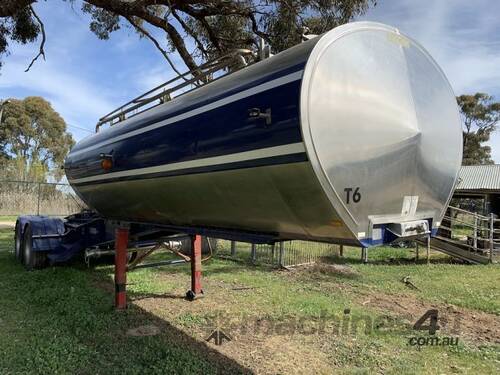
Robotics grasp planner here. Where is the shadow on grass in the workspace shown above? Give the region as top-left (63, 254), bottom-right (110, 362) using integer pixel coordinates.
top-left (0, 247), bottom-right (253, 374)
top-left (129, 292), bottom-right (187, 302)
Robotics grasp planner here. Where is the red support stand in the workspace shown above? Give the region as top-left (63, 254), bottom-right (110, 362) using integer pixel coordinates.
top-left (114, 226), bottom-right (129, 310)
top-left (186, 234), bottom-right (203, 301)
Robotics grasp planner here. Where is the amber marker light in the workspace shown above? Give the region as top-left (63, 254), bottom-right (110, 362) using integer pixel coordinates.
top-left (99, 154), bottom-right (113, 171)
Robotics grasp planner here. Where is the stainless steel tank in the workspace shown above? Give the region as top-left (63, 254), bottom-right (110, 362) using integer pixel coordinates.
top-left (65, 22), bottom-right (462, 246)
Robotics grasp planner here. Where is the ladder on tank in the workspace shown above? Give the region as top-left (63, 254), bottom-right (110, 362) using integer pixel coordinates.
top-left (421, 206), bottom-right (499, 264)
top-left (95, 49), bottom-right (255, 132)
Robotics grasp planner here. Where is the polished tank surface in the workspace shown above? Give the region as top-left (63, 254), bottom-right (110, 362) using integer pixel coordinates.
top-left (66, 22), bottom-right (462, 246)
top-left (300, 22), bottom-right (462, 243)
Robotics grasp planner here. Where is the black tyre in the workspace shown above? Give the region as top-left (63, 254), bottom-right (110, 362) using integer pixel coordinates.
top-left (22, 225), bottom-right (47, 271)
top-left (14, 221), bottom-right (23, 262)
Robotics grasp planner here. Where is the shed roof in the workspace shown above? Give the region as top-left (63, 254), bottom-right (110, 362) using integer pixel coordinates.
top-left (456, 164), bottom-right (500, 191)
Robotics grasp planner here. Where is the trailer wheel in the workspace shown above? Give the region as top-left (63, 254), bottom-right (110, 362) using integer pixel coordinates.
top-left (14, 221), bottom-right (23, 262)
top-left (22, 225), bottom-right (47, 271)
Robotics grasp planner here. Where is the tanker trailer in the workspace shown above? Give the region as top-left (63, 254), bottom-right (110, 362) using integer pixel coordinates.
top-left (15, 21), bottom-right (462, 276)
top-left (63, 22), bottom-right (462, 247)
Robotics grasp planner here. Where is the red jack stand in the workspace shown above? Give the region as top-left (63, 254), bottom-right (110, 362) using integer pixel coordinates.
top-left (114, 226), bottom-right (129, 310)
top-left (186, 234), bottom-right (203, 301)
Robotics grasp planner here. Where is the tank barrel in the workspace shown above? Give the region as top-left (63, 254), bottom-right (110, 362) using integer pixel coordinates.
top-left (66, 22), bottom-right (462, 247)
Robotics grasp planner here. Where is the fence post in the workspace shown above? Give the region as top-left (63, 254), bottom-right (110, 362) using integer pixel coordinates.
top-left (251, 243), bottom-right (256, 263)
top-left (36, 182), bottom-right (41, 215)
top-left (473, 215), bottom-right (478, 252)
top-left (489, 214), bottom-right (494, 263)
top-left (278, 241), bottom-right (284, 267)
top-left (426, 234), bottom-right (431, 264)
top-left (230, 241), bottom-right (236, 256)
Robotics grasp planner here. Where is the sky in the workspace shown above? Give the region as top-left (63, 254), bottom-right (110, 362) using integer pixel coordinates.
top-left (1, 1), bottom-right (500, 159)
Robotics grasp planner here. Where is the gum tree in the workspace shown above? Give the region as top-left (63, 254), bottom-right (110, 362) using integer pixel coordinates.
top-left (0, 0), bottom-right (376, 73)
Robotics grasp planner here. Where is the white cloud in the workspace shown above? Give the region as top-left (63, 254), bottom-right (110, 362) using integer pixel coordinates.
top-left (0, 54), bottom-right (117, 141)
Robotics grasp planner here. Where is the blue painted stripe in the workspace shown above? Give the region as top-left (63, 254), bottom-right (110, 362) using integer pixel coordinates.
top-left (72, 152), bottom-right (308, 186)
top-left (66, 78), bottom-right (303, 180)
top-left (71, 64), bottom-right (306, 154)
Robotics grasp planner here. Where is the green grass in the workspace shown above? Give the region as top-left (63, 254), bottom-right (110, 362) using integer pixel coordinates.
top-left (330, 246), bottom-right (500, 314)
top-left (0, 228), bottom-right (498, 374)
top-left (0, 228), bottom-right (247, 374)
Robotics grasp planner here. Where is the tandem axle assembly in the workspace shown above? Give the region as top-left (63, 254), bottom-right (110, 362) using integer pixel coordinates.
top-left (14, 212), bottom-right (209, 308)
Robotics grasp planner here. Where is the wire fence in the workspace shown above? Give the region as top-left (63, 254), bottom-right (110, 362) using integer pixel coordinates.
top-left (215, 239), bottom-right (340, 267)
top-left (0, 180), bottom-right (86, 217)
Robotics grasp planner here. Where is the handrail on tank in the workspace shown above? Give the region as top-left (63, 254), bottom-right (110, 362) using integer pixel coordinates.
top-left (95, 49), bottom-right (255, 132)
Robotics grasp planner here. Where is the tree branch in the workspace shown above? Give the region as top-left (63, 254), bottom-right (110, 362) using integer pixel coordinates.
top-left (171, 8), bottom-right (208, 57)
top-left (123, 15), bottom-right (185, 78)
top-left (24, 5), bottom-right (46, 72)
top-left (85, 0), bottom-right (200, 72)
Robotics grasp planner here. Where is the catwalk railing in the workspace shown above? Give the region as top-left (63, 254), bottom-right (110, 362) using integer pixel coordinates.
top-left (95, 49), bottom-right (255, 132)
top-left (435, 205), bottom-right (499, 263)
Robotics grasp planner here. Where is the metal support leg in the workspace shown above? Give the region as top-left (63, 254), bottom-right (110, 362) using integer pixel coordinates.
top-left (415, 242), bottom-right (419, 262)
top-left (339, 245), bottom-right (344, 257)
top-left (114, 227), bottom-right (129, 310)
top-left (251, 243), bottom-right (256, 263)
top-left (186, 235), bottom-right (203, 301)
top-left (361, 247), bottom-right (368, 263)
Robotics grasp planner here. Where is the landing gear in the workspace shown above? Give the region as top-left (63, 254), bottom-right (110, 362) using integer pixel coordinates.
top-left (185, 235), bottom-right (203, 301)
top-left (114, 227), bottom-right (129, 310)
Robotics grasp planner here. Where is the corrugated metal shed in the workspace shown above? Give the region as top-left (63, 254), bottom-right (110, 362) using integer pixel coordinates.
top-left (456, 165), bottom-right (500, 191)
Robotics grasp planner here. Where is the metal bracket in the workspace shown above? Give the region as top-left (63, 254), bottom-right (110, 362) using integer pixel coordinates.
top-left (248, 107), bottom-right (272, 126)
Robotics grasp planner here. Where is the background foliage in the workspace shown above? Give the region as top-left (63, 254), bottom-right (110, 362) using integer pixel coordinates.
top-left (0, 96), bottom-right (74, 181)
top-left (457, 93), bottom-right (500, 165)
top-left (0, 0), bottom-right (376, 72)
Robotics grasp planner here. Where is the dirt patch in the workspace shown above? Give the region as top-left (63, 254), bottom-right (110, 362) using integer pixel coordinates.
top-left (91, 265), bottom-right (498, 373)
top-left (102, 276), bottom-right (337, 374)
top-left (126, 324), bottom-right (161, 337)
top-left (213, 334), bottom-right (333, 375)
top-left (358, 291), bottom-right (500, 344)
top-left (0, 221), bottom-right (15, 229)
top-left (285, 263), bottom-right (359, 280)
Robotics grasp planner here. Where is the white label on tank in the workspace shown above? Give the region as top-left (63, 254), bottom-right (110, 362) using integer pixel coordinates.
top-left (402, 196), bottom-right (419, 216)
top-left (357, 232), bottom-right (366, 238)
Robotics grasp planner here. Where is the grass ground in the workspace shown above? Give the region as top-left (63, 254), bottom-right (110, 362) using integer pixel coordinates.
top-left (0, 227), bottom-right (498, 374)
